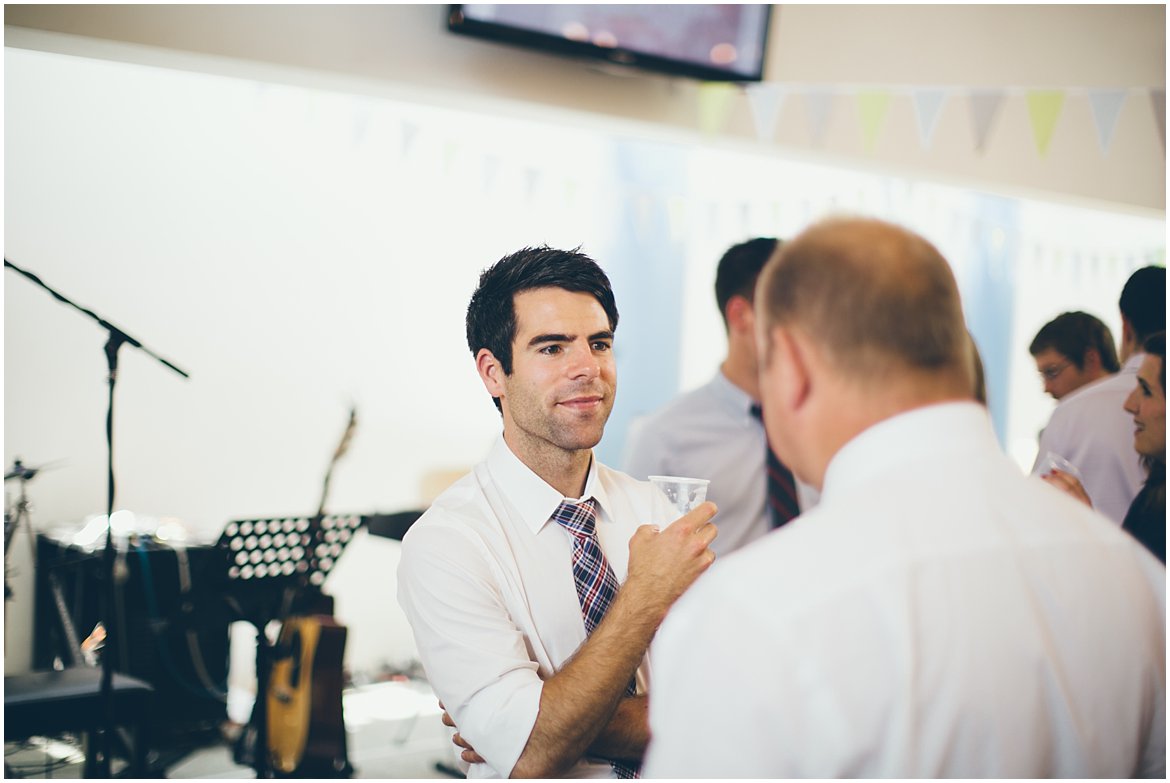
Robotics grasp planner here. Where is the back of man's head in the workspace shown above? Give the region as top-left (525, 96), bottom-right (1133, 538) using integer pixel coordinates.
top-left (1029, 311), bottom-right (1121, 372)
top-left (1119, 265), bottom-right (1166, 345)
top-left (715, 237), bottom-right (778, 329)
top-left (758, 217), bottom-right (971, 388)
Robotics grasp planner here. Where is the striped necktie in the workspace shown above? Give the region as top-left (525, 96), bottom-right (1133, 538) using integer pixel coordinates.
top-left (750, 404), bottom-right (800, 528)
top-left (551, 498), bottom-right (640, 778)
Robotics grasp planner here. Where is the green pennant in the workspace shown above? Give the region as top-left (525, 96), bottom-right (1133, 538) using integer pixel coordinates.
top-left (857, 91), bottom-right (892, 151)
top-left (698, 82), bottom-right (737, 136)
top-left (1026, 90), bottom-right (1066, 156)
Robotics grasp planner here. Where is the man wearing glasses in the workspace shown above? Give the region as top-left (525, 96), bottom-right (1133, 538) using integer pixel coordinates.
top-left (1031, 267), bottom-right (1166, 524)
top-left (1029, 311), bottom-right (1119, 401)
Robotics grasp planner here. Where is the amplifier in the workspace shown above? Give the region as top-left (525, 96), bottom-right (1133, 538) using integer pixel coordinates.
top-left (33, 534), bottom-right (230, 747)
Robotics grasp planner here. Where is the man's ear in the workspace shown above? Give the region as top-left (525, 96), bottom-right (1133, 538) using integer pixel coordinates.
top-left (726, 295), bottom-right (754, 337)
top-left (476, 349), bottom-right (506, 399)
top-left (1083, 348), bottom-right (1101, 373)
top-left (765, 325), bottom-right (813, 413)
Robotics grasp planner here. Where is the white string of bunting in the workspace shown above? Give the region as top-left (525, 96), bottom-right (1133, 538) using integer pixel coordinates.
top-left (694, 83), bottom-right (1168, 157)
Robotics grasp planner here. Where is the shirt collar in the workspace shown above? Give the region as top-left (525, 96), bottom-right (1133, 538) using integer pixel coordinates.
top-left (712, 369), bottom-right (759, 421)
top-left (1122, 352), bottom-right (1145, 374)
top-left (486, 436), bottom-right (612, 534)
top-left (822, 401), bottom-right (996, 502)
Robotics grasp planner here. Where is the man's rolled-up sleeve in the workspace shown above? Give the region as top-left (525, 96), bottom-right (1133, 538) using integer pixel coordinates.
top-left (398, 523), bottom-right (543, 778)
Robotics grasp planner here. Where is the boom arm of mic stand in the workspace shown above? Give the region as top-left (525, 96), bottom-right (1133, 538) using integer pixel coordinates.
top-left (6, 256), bottom-right (191, 776)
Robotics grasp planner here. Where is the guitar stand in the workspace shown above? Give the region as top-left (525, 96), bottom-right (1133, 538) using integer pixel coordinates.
top-left (215, 514), bottom-right (361, 778)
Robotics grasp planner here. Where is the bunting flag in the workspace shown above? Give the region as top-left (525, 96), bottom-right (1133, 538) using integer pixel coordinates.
top-left (482, 154), bottom-right (501, 192)
top-left (1026, 90), bottom-right (1065, 156)
top-left (912, 90), bottom-right (948, 150)
top-left (350, 101), bottom-right (371, 147)
top-left (697, 82), bottom-right (737, 136)
top-left (523, 167), bottom-right (540, 202)
top-left (745, 83), bottom-right (786, 142)
top-left (1150, 89), bottom-right (1165, 151)
top-left (804, 90), bottom-right (834, 146)
top-left (442, 139), bottom-right (459, 175)
top-left (1087, 90), bottom-right (1127, 154)
top-left (666, 196), bottom-right (687, 242)
top-left (968, 90), bottom-right (1006, 153)
top-left (857, 90), bottom-right (892, 151)
top-left (400, 120), bottom-right (419, 158)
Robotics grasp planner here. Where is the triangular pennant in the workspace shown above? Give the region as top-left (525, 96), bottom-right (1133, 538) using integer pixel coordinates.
top-left (856, 90), bottom-right (892, 152)
top-left (1087, 90), bottom-right (1128, 154)
top-left (666, 197), bottom-right (687, 243)
top-left (1026, 90), bottom-right (1065, 156)
top-left (523, 167), bottom-right (540, 202)
top-left (968, 90), bottom-right (1006, 153)
top-left (804, 90), bottom-right (834, 146)
top-left (911, 90), bottom-right (947, 149)
top-left (635, 193), bottom-right (654, 233)
top-left (697, 82), bottom-right (737, 136)
top-left (745, 83), bottom-right (786, 142)
top-left (1150, 89), bottom-right (1165, 151)
top-left (351, 101), bottom-right (371, 147)
top-left (442, 139), bottom-right (459, 174)
top-left (482, 154), bottom-right (501, 192)
top-left (400, 120), bottom-right (419, 158)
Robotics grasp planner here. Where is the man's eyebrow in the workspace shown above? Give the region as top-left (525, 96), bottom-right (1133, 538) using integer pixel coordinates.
top-left (526, 330), bottom-right (614, 348)
top-left (527, 333), bottom-right (572, 348)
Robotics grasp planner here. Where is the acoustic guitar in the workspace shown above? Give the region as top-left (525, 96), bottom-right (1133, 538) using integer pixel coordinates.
top-left (267, 614), bottom-right (349, 775)
top-left (265, 407), bottom-right (356, 776)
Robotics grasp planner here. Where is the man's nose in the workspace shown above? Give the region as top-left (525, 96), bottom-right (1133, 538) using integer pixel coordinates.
top-left (567, 345), bottom-right (600, 379)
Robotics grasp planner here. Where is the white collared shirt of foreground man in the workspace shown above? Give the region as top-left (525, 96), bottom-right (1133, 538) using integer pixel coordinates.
top-left (645, 402), bottom-right (1165, 778)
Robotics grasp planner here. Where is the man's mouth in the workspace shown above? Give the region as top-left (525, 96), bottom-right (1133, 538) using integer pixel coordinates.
top-left (559, 395), bottom-right (603, 410)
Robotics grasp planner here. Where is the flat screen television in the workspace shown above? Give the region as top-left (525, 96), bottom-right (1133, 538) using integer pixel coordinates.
top-left (447, 4), bottom-right (772, 83)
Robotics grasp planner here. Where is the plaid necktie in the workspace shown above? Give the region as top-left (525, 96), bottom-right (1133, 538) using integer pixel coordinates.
top-left (551, 498), bottom-right (640, 778)
top-left (750, 404), bottom-right (800, 528)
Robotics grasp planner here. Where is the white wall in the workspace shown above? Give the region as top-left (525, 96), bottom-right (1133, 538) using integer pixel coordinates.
top-left (4, 4), bottom-right (1165, 210)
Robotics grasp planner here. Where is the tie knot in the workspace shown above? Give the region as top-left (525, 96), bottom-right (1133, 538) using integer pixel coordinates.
top-left (552, 498), bottom-right (598, 539)
top-left (749, 403), bottom-right (763, 421)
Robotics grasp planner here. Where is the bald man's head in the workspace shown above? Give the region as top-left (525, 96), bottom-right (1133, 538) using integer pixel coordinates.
top-left (757, 217), bottom-right (972, 389)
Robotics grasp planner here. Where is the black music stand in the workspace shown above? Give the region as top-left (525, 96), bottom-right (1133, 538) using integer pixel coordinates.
top-left (215, 514), bottom-right (361, 778)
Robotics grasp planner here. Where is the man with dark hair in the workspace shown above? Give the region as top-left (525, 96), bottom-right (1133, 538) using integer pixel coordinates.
top-left (398, 246), bottom-right (718, 778)
top-left (1031, 267), bottom-right (1166, 524)
top-left (1028, 311), bottom-right (1119, 401)
top-left (645, 218), bottom-right (1165, 778)
top-left (623, 237), bottom-right (810, 556)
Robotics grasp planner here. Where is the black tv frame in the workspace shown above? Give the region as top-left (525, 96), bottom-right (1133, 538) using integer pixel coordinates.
top-left (447, 4), bottom-right (772, 83)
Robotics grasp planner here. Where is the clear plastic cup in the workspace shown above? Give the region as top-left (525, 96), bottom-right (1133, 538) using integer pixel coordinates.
top-left (648, 475), bottom-right (710, 525)
top-left (1038, 451), bottom-right (1085, 484)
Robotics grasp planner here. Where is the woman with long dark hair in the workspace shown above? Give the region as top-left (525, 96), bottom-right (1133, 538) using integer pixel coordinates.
top-left (1120, 331), bottom-right (1166, 561)
top-left (1045, 331), bottom-right (1165, 562)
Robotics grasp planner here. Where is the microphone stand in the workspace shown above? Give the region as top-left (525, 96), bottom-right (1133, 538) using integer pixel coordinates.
top-left (5, 258), bottom-right (189, 777)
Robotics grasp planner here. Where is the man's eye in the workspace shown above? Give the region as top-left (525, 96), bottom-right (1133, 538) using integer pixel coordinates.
top-left (592, 342), bottom-right (612, 352)
top-left (539, 345), bottom-right (562, 355)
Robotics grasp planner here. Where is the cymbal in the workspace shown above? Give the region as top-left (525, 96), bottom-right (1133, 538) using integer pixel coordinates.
top-left (4, 459), bottom-right (60, 482)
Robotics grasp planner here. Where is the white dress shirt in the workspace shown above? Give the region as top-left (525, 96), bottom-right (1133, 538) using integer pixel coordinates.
top-left (398, 437), bottom-right (660, 779)
top-left (623, 370), bottom-right (817, 556)
top-left (1031, 353), bottom-right (1146, 524)
top-left (645, 402), bottom-right (1166, 778)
